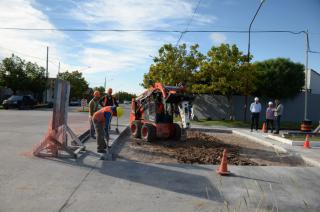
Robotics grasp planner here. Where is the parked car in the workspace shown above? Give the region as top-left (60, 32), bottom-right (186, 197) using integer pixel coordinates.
top-left (2, 95), bottom-right (36, 110)
top-left (69, 100), bottom-right (81, 106)
top-left (123, 100), bottom-right (131, 104)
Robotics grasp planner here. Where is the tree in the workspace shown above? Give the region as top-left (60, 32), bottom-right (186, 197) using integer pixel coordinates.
top-left (254, 58), bottom-right (304, 99)
top-left (93, 86), bottom-right (105, 95)
top-left (192, 44), bottom-right (251, 119)
top-left (114, 91), bottom-right (137, 103)
top-left (142, 43), bottom-right (205, 88)
top-left (0, 55), bottom-right (47, 98)
top-left (0, 55), bottom-right (28, 94)
top-left (25, 61), bottom-right (46, 101)
top-left (57, 71), bottom-right (89, 100)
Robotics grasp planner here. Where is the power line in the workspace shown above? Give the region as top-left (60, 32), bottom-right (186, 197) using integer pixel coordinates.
top-left (0, 45), bottom-right (60, 68)
top-left (309, 50), bottom-right (320, 54)
top-left (176, 0), bottom-right (203, 46)
top-left (0, 27), bottom-right (311, 35)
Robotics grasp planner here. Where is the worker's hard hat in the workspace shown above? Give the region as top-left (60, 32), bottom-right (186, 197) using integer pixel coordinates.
top-left (254, 97), bottom-right (259, 101)
top-left (116, 106), bottom-right (124, 118)
top-left (268, 101), bottom-right (273, 105)
top-left (93, 91), bottom-right (101, 97)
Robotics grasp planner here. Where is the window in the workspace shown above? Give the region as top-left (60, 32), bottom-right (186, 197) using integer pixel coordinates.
top-left (8, 96), bottom-right (23, 101)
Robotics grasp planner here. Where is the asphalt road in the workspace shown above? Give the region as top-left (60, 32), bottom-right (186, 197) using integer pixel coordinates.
top-left (1, 105), bottom-right (320, 211)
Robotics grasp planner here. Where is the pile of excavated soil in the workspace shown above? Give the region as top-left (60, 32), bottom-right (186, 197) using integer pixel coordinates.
top-left (114, 131), bottom-right (307, 166)
top-left (172, 132), bottom-right (257, 165)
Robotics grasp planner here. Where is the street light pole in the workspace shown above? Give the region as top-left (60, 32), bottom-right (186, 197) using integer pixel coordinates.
top-left (45, 46), bottom-right (49, 103)
top-left (247, 0), bottom-right (266, 61)
top-left (244, 0), bottom-right (266, 121)
top-left (304, 30), bottom-right (309, 120)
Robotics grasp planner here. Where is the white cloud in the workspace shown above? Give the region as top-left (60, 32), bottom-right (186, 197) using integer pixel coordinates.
top-left (72, 0), bottom-right (216, 28)
top-left (210, 32), bottom-right (227, 45)
top-left (0, 0), bottom-right (218, 92)
top-left (0, 0), bottom-right (66, 77)
top-left (71, 0), bottom-right (216, 74)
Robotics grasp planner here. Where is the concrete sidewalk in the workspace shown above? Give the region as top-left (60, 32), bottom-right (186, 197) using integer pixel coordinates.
top-left (1, 112), bottom-right (320, 211)
top-left (0, 108), bottom-right (129, 212)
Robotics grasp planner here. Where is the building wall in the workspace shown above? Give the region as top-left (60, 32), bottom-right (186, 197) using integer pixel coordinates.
top-left (308, 69), bottom-right (320, 94)
top-left (193, 93), bottom-right (320, 123)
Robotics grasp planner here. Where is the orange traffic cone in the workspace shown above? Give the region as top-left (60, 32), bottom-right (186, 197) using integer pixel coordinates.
top-left (262, 122), bottom-right (267, 133)
top-left (303, 134), bottom-right (311, 149)
top-left (217, 149), bottom-right (230, 176)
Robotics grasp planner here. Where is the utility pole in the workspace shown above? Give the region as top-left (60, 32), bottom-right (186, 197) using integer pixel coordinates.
top-left (244, 0), bottom-right (266, 121)
top-left (58, 61), bottom-right (60, 76)
top-left (304, 30), bottom-right (309, 120)
top-left (44, 46), bottom-right (49, 103)
top-left (46, 46), bottom-right (49, 78)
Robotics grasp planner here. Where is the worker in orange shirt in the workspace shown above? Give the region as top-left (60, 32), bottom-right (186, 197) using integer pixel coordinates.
top-left (92, 106), bottom-right (116, 153)
top-left (92, 106), bottom-right (123, 153)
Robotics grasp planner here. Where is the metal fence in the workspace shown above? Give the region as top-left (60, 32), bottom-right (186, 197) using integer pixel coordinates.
top-left (192, 92), bottom-right (320, 123)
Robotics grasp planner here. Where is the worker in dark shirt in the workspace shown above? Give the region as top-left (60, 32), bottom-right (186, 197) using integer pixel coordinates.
top-left (99, 88), bottom-right (118, 107)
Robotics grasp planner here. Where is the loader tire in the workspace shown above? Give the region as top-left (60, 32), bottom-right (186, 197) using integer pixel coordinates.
top-left (141, 124), bottom-right (156, 142)
top-left (131, 121), bottom-right (141, 138)
top-left (173, 123), bottom-right (182, 141)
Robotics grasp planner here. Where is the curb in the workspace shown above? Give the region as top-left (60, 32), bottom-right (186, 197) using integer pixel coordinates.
top-left (100, 126), bottom-right (129, 161)
top-left (268, 134), bottom-right (320, 147)
top-left (300, 155), bottom-right (320, 167)
top-left (79, 129), bottom-right (90, 143)
top-left (190, 127), bottom-right (232, 133)
top-left (110, 126), bottom-right (130, 151)
top-left (267, 134), bottom-right (293, 145)
top-left (232, 130), bottom-right (288, 153)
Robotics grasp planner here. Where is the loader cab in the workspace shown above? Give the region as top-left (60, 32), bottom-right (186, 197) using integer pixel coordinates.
top-left (142, 91), bottom-right (173, 124)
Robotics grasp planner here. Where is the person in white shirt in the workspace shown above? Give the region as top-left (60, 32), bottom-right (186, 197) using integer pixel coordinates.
top-left (250, 97), bottom-right (262, 132)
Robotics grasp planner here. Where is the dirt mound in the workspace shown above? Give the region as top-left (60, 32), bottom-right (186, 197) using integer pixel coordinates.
top-left (131, 132), bottom-right (257, 165)
top-left (115, 131), bottom-right (307, 166)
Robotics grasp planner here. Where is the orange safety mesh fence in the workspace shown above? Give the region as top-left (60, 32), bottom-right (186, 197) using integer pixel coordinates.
top-left (33, 80), bottom-right (70, 157)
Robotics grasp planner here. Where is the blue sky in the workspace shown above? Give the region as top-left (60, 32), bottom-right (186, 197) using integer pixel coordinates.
top-left (0, 0), bottom-right (319, 94)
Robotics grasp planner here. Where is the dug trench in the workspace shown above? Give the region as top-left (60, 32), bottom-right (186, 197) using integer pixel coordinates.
top-left (112, 130), bottom-right (308, 166)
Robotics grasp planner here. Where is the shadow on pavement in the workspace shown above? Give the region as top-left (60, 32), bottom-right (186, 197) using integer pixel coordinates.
top-left (99, 159), bottom-right (224, 202)
top-left (230, 173), bottom-right (280, 184)
top-left (42, 150), bottom-right (224, 202)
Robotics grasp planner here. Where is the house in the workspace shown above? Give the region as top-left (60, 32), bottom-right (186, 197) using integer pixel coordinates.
top-left (307, 69), bottom-right (320, 94)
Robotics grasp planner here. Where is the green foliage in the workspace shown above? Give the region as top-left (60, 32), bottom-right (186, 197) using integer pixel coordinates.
top-left (25, 61), bottom-right (46, 98)
top-left (142, 43), bottom-right (205, 88)
top-left (254, 58), bottom-right (304, 99)
top-left (114, 91), bottom-right (137, 103)
top-left (0, 55), bottom-right (28, 93)
top-left (93, 86), bottom-right (105, 95)
top-left (192, 44), bottom-right (252, 97)
top-left (57, 71), bottom-right (89, 99)
top-left (0, 55), bottom-right (46, 98)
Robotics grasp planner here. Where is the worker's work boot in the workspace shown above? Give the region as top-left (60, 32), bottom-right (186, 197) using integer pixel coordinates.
top-left (97, 149), bottom-right (106, 153)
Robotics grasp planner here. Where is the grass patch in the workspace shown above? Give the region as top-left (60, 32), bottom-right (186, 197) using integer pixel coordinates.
top-left (191, 120), bottom-right (250, 128)
top-left (192, 119), bottom-right (315, 130)
top-left (0, 105), bottom-right (3, 110)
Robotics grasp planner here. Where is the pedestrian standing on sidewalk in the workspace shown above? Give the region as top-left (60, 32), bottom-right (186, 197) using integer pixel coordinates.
top-left (250, 97), bottom-right (262, 132)
top-left (273, 99), bottom-right (284, 134)
top-left (88, 91), bottom-right (101, 139)
top-left (265, 101), bottom-right (275, 133)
